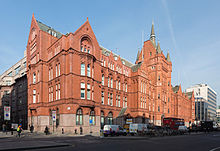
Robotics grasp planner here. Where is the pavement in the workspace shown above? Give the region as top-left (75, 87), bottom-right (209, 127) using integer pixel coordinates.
top-left (0, 130), bottom-right (86, 138)
top-left (0, 131), bottom-right (219, 151)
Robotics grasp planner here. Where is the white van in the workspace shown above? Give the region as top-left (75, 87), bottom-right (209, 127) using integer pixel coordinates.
top-left (103, 125), bottom-right (121, 137)
top-left (129, 124), bottom-right (149, 135)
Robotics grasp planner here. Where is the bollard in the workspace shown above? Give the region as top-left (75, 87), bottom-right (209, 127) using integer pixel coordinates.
top-left (62, 128), bottom-right (64, 134)
top-left (100, 129), bottom-right (104, 138)
top-left (80, 127), bottom-right (82, 135)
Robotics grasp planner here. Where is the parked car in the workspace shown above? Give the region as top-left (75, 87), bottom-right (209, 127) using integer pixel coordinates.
top-left (129, 124), bottom-right (149, 136)
top-left (178, 126), bottom-right (188, 134)
top-left (103, 125), bottom-right (126, 137)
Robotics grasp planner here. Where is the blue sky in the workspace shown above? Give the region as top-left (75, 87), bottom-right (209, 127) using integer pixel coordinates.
top-left (0, 0), bottom-right (219, 105)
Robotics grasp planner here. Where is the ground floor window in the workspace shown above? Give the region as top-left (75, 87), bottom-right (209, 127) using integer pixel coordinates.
top-left (89, 110), bottom-right (95, 125)
top-left (108, 112), bottom-right (113, 125)
top-left (49, 110), bottom-right (52, 125)
top-left (76, 108), bottom-right (83, 125)
top-left (101, 111), bottom-right (104, 128)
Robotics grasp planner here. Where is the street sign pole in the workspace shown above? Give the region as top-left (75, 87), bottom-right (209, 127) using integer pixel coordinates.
top-left (52, 111), bottom-right (56, 133)
top-left (89, 119), bottom-right (93, 135)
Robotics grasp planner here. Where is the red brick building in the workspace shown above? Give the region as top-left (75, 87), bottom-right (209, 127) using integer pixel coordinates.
top-left (26, 14), bottom-right (195, 135)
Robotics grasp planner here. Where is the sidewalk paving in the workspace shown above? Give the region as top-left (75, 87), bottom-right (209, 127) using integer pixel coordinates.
top-left (0, 130), bottom-right (87, 138)
top-left (0, 140), bottom-right (70, 151)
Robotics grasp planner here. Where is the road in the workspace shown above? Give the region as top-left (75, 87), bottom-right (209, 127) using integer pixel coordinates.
top-left (1, 132), bottom-right (220, 151)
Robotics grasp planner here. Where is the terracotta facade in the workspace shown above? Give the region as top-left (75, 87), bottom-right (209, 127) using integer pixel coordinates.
top-left (26, 14), bottom-right (195, 135)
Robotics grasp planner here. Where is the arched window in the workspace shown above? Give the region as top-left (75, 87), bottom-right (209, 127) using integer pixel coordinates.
top-left (87, 83), bottom-right (91, 100)
top-left (49, 109), bottom-right (52, 125)
top-left (89, 110), bottom-right (95, 125)
top-left (81, 37), bottom-right (93, 54)
top-left (80, 83), bottom-right (85, 99)
top-left (33, 73), bottom-right (36, 84)
top-left (81, 63), bottom-right (85, 76)
top-left (118, 81), bottom-right (120, 90)
top-left (76, 108), bottom-right (83, 125)
top-left (87, 64), bottom-right (90, 77)
top-left (102, 75), bottom-right (104, 85)
top-left (108, 112), bottom-right (113, 125)
top-left (111, 78), bottom-right (113, 88)
top-left (100, 111), bottom-right (105, 128)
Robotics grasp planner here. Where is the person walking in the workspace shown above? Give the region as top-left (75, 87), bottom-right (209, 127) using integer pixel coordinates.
top-left (30, 125), bottom-right (34, 133)
top-left (44, 126), bottom-right (49, 135)
top-left (2, 124), bottom-right (6, 132)
top-left (17, 125), bottom-right (23, 138)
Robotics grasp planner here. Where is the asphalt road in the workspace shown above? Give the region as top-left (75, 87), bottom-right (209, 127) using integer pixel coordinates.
top-left (1, 132), bottom-right (220, 151)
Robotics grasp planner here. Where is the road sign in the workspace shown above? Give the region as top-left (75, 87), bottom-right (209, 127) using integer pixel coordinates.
top-left (4, 106), bottom-right (10, 120)
top-left (52, 111), bottom-right (56, 122)
top-left (89, 119), bottom-right (93, 124)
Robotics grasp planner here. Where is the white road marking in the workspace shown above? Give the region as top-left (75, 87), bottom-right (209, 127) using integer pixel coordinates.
top-left (209, 146), bottom-right (220, 151)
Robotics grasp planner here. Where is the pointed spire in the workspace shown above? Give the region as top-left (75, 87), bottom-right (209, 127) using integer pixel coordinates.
top-left (150, 20), bottom-right (156, 47)
top-left (166, 51), bottom-right (171, 62)
top-left (32, 12), bottom-right (35, 18)
top-left (151, 20), bottom-right (155, 36)
top-left (136, 49), bottom-right (140, 61)
top-left (157, 41), bottom-right (162, 54)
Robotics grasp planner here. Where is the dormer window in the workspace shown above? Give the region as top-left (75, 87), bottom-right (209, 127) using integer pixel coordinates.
top-left (122, 60), bottom-right (125, 65)
top-left (48, 29), bottom-right (51, 34)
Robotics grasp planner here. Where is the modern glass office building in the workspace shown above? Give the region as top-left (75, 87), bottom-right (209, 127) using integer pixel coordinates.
top-left (186, 84), bottom-right (217, 121)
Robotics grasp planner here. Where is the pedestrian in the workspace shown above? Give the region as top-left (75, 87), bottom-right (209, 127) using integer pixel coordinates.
top-left (44, 126), bottom-right (49, 135)
top-left (17, 125), bottom-right (23, 138)
top-left (30, 125), bottom-right (34, 133)
top-left (2, 124), bottom-right (6, 132)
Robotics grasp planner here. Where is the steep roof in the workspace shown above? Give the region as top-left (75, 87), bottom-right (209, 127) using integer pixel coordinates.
top-left (131, 62), bottom-right (142, 72)
top-left (172, 85), bottom-right (179, 93)
top-left (100, 46), bottom-right (134, 68)
top-left (36, 20), bottom-right (63, 39)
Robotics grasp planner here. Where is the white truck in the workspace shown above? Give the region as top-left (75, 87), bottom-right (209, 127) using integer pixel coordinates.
top-left (103, 125), bottom-right (126, 137)
top-left (129, 123), bottom-right (149, 135)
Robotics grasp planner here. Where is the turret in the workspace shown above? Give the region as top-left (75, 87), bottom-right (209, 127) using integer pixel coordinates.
top-left (166, 51), bottom-right (171, 62)
top-left (150, 21), bottom-right (156, 47)
top-left (156, 41), bottom-right (162, 54)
